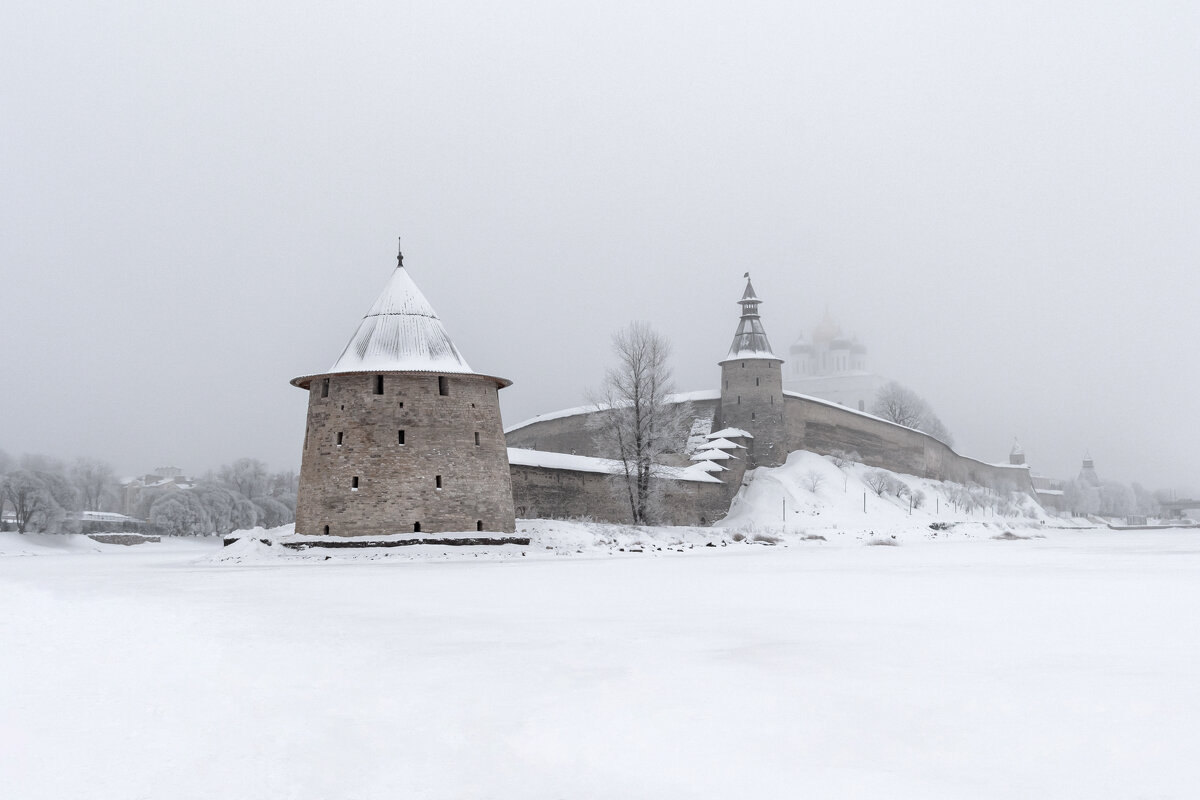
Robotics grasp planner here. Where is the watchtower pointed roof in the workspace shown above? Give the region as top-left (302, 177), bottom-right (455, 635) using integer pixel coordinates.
top-left (326, 244), bottom-right (473, 375)
top-left (722, 272), bottom-right (782, 363)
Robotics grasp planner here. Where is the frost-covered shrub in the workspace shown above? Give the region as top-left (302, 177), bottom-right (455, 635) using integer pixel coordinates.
top-left (752, 532), bottom-right (781, 544)
top-left (827, 450), bottom-right (861, 469)
top-left (149, 492), bottom-right (212, 536)
top-left (863, 471), bottom-right (890, 496)
top-left (910, 490), bottom-right (926, 509)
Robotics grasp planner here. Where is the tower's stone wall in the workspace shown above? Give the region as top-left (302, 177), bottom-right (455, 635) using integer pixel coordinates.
top-left (295, 371), bottom-right (515, 536)
top-left (715, 358), bottom-right (787, 468)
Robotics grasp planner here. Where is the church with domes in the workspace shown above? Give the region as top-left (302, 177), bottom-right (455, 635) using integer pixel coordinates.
top-left (783, 310), bottom-right (886, 413)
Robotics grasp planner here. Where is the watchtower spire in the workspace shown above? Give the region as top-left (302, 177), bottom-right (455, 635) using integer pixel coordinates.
top-left (396, 236), bottom-right (404, 269)
top-left (723, 273), bottom-right (780, 362)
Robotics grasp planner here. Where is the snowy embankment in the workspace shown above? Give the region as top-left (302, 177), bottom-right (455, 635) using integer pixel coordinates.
top-left (718, 449), bottom-right (1076, 542)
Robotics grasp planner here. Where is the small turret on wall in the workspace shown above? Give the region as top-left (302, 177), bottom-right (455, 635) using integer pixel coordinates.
top-left (714, 274), bottom-right (787, 469)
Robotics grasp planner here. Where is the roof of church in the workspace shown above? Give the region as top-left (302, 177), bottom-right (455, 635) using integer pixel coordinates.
top-left (723, 274), bottom-right (782, 362)
top-left (292, 243), bottom-right (509, 388)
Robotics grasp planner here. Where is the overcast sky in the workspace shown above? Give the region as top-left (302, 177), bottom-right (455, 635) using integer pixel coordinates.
top-left (3, 1), bottom-right (1197, 490)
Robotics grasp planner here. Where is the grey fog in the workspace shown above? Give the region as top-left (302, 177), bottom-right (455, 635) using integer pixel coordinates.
top-left (2, 0), bottom-right (1197, 493)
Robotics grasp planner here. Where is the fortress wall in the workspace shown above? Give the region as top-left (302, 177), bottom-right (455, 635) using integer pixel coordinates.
top-left (783, 394), bottom-right (1036, 493)
top-left (511, 465), bottom-right (732, 526)
top-left (504, 391), bottom-right (1036, 527)
top-left (505, 399), bottom-right (721, 458)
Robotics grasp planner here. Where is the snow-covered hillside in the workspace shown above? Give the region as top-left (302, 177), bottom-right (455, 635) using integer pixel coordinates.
top-left (719, 450), bottom-right (1061, 540)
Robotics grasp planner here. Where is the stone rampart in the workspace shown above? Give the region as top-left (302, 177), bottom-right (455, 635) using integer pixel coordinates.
top-left (510, 464), bottom-right (732, 526)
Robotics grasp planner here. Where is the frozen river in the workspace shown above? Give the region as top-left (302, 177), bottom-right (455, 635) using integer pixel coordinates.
top-left (2, 529), bottom-right (1198, 798)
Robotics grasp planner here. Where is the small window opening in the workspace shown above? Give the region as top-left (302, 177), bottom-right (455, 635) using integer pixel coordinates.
top-left (474, 432), bottom-right (480, 446)
top-left (351, 476), bottom-right (359, 490)
top-left (435, 475), bottom-right (442, 489)
top-left (737, 396), bottom-right (741, 405)
top-left (374, 375), bottom-right (384, 395)
top-left (323, 525), bottom-right (329, 535)
top-left (476, 520), bottom-right (484, 531)
top-left (398, 430), bottom-right (405, 445)
top-left (770, 396), bottom-right (774, 405)
top-left (336, 431), bottom-right (343, 446)
top-left (414, 522), bottom-right (421, 533)
top-left (398, 401), bottom-right (404, 408)
top-left (751, 413), bottom-right (756, 421)
top-left (438, 376), bottom-right (449, 396)
top-left (756, 377), bottom-right (760, 386)
top-left (321, 378), bottom-right (329, 398)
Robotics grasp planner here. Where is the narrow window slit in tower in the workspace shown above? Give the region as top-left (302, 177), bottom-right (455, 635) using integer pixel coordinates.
top-left (414, 522), bottom-right (421, 533)
top-left (321, 378), bottom-right (329, 398)
top-left (751, 413), bottom-right (756, 421)
top-left (476, 520), bottom-right (484, 531)
top-left (374, 375), bottom-right (384, 395)
top-left (351, 476), bottom-right (359, 490)
top-left (438, 376), bottom-right (449, 396)
top-left (435, 475), bottom-right (442, 490)
top-left (737, 396), bottom-right (741, 405)
top-left (323, 525), bottom-right (329, 535)
top-left (756, 377), bottom-right (760, 386)
top-left (398, 430), bottom-right (405, 445)
top-left (336, 432), bottom-right (343, 446)
top-left (474, 432), bottom-right (480, 446)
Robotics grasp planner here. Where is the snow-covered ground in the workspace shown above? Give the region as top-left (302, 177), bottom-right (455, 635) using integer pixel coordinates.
top-left (3, 521), bottom-right (1199, 798)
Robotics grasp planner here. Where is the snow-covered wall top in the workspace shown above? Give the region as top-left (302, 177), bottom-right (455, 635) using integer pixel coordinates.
top-left (326, 266), bottom-right (475, 375)
top-left (504, 390), bottom-right (721, 433)
top-left (507, 448), bottom-right (723, 484)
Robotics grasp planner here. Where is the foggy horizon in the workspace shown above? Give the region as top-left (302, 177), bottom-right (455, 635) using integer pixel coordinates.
top-left (4, 1), bottom-right (1197, 492)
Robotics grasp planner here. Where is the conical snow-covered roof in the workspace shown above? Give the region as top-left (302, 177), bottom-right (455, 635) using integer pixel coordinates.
top-left (723, 273), bottom-right (782, 362)
top-left (325, 263), bottom-right (474, 375)
top-left (292, 247), bottom-right (510, 389)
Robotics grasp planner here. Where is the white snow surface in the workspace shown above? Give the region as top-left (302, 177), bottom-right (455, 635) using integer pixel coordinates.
top-left (324, 266), bottom-right (476, 375)
top-left (4, 519), bottom-right (1199, 798)
top-left (3, 457), bottom-right (1196, 798)
top-left (706, 427), bottom-right (753, 439)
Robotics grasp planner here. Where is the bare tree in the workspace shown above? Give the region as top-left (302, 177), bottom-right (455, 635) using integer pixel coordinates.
top-left (70, 457), bottom-right (118, 512)
top-left (804, 470), bottom-right (825, 491)
top-left (1, 470), bottom-right (63, 533)
top-left (870, 381), bottom-right (954, 446)
top-left (588, 322), bottom-right (690, 524)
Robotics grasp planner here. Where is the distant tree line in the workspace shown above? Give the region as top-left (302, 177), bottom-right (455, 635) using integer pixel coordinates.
top-left (0, 449), bottom-right (297, 536)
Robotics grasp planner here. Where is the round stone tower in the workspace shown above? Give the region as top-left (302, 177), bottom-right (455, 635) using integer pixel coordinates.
top-left (715, 274), bottom-right (787, 468)
top-left (291, 243), bottom-right (516, 536)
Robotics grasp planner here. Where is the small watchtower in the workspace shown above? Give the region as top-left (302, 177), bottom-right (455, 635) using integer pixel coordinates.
top-left (715, 274), bottom-right (786, 468)
top-left (290, 241), bottom-right (516, 536)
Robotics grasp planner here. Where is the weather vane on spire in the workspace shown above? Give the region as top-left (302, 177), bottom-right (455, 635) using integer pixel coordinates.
top-left (397, 236), bottom-right (404, 268)
top-left (744, 271), bottom-right (750, 279)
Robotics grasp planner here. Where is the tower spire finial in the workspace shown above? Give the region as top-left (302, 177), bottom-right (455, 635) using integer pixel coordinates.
top-left (397, 236), bottom-right (404, 269)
